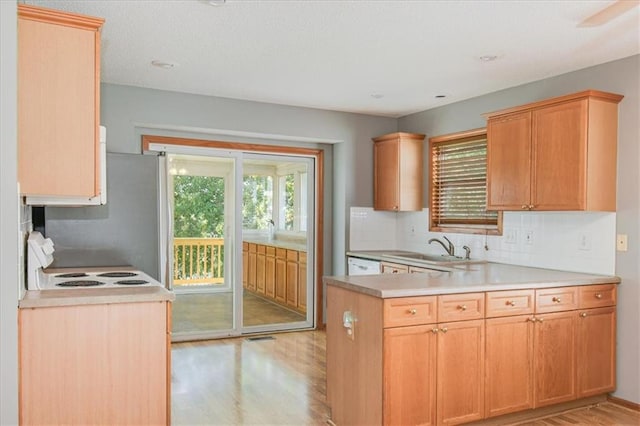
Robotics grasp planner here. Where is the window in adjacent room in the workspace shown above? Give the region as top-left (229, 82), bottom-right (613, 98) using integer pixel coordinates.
top-left (429, 128), bottom-right (502, 235)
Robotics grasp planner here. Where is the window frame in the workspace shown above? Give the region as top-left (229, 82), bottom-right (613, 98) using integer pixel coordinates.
top-left (428, 128), bottom-right (502, 236)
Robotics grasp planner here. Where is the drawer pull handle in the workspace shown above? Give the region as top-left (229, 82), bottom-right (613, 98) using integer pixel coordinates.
top-left (457, 305), bottom-right (467, 311)
top-left (595, 293), bottom-right (603, 299)
top-left (537, 318), bottom-right (544, 323)
top-left (441, 327), bottom-right (448, 333)
top-left (552, 297), bottom-right (561, 303)
top-left (432, 328), bottom-right (439, 334)
top-left (506, 300), bottom-right (516, 306)
top-left (408, 308), bottom-right (417, 315)
top-left (580, 312), bottom-right (588, 318)
top-left (392, 270), bottom-right (398, 274)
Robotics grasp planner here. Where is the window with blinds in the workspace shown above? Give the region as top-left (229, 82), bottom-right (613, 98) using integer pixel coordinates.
top-left (429, 129), bottom-right (501, 234)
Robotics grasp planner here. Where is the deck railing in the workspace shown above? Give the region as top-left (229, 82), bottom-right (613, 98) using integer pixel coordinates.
top-left (173, 237), bottom-right (224, 286)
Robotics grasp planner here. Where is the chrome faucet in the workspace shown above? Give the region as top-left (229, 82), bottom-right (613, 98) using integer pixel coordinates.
top-left (428, 236), bottom-right (455, 256)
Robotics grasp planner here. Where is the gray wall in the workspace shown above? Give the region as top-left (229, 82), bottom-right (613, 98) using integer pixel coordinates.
top-left (0, 2), bottom-right (19, 424)
top-left (399, 54), bottom-right (640, 404)
top-left (99, 83), bottom-right (396, 277)
top-left (46, 153), bottom-right (160, 278)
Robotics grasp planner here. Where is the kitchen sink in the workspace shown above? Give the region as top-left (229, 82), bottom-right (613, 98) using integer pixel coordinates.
top-left (381, 252), bottom-right (486, 267)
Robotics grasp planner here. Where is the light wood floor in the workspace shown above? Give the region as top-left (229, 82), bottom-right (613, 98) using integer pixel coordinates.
top-left (171, 330), bottom-right (639, 425)
top-left (172, 291), bottom-right (305, 334)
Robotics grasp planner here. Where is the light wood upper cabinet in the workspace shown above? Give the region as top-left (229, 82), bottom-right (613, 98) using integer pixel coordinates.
top-left (486, 90), bottom-right (623, 211)
top-left (18, 5), bottom-right (104, 198)
top-left (373, 132), bottom-right (425, 211)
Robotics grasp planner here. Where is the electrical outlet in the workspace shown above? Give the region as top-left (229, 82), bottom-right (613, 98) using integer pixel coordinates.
top-left (505, 229), bottom-right (518, 244)
top-left (524, 230), bottom-right (534, 245)
top-left (578, 232), bottom-right (592, 251)
top-left (617, 234), bottom-right (628, 252)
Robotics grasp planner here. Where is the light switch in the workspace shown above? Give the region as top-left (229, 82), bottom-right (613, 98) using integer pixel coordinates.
top-left (617, 234), bottom-right (628, 252)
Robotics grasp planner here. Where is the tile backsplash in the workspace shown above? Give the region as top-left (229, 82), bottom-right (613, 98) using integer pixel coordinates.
top-left (350, 207), bottom-right (616, 275)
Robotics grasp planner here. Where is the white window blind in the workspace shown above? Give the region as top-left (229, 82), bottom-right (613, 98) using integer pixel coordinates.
top-left (431, 134), bottom-right (498, 230)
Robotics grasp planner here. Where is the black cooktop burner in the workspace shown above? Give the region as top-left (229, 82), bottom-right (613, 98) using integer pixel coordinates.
top-left (56, 272), bottom-right (89, 278)
top-left (57, 280), bottom-right (105, 287)
top-left (97, 272), bottom-right (137, 278)
top-left (115, 279), bottom-right (148, 285)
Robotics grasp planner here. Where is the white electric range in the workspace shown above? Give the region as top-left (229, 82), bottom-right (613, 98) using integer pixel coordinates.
top-left (27, 231), bottom-right (163, 290)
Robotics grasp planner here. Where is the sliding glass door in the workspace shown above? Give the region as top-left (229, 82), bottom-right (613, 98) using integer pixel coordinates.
top-left (158, 146), bottom-right (315, 341)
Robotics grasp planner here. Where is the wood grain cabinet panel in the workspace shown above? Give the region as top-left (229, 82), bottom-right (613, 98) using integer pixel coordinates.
top-left (18, 5), bottom-right (104, 198)
top-left (286, 250), bottom-right (299, 308)
top-left (438, 293), bottom-right (484, 322)
top-left (265, 249), bottom-right (276, 298)
top-left (384, 325), bottom-right (437, 426)
top-left (486, 289), bottom-right (535, 318)
top-left (247, 243), bottom-right (257, 292)
top-left (19, 302), bottom-right (170, 425)
top-left (373, 132), bottom-right (425, 211)
top-left (534, 311), bottom-right (577, 407)
top-left (436, 319), bottom-right (485, 425)
top-left (486, 90), bottom-right (623, 211)
top-left (383, 296), bottom-right (437, 328)
top-left (485, 315), bottom-right (534, 417)
top-left (535, 286), bottom-right (578, 313)
top-left (577, 306), bottom-right (616, 398)
top-left (256, 245), bottom-right (266, 294)
top-left (298, 252), bottom-right (307, 311)
top-left (579, 284), bottom-right (616, 309)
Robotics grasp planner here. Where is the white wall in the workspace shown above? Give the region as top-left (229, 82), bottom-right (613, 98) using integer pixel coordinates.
top-left (350, 207), bottom-right (616, 275)
top-left (0, 1), bottom-right (19, 423)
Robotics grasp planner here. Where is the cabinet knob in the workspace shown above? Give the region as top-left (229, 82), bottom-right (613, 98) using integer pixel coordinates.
top-left (595, 293), bottom-right (603, 299)
top-left (506, 300), bottom-right (516, 307)
top-left (527, 317), bottom-right (536, 322)
top-left (528, 205), bottom-right (534, 210)
top-left (392, 270), bottom-right (398, 274)
top-left (441, 327), bottom-right (448, 333)
top-left (580, 312), bottom-right (588, 318)
top-left (552, 297), bottom-right (561, 303)
top-left (521, 205), bottom-right (528, 210)
top-left (408, 308), bottom-right (417, 315)
top-left (457, 305), bottom-right (467, 311)
top-left (537, 317), bottom-right (544, 323)
top-left (432, 328), bottom-right (439, 334)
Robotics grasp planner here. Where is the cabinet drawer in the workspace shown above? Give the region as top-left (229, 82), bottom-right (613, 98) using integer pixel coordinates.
top-left (381, 262), bottom-right (408, 274)
top-left (384, 296), bottom-right (437, 328)
top-left (298, 251), bottom-right (307, 263)
top-left (242, 242), bottom-right (249, 251)
top-left (535, 287), bottom-right (579, 313)
top-left (438, 293), bottom-right (484, 322)
top-left (249, 243), bottom-right (257, 253)
top-left (266, 246), bottom-right (276, 256)
top-left (276, 248), bottom-right (287, 259)
top-left (257, 244), bottom-right (266, 254)
top-left (287, 250), bottom-right (298, 261)
top-left (486, 289), bottom-right (534, 318)
top-left (579, 284), bottom-right (616, 309)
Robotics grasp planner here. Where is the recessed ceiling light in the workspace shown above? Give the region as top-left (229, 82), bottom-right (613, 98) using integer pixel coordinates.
top-left (151, 60), bottom-right (178, 69)
top-left (371, 93), bottom-right (384, 99)
top-left (435, 95), bottom-right (446, 99)
top-left (479, 55), bottom-right (498, 62)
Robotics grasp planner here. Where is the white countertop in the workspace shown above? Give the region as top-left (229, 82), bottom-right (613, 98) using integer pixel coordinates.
top-left (324, 262), bottom-right (620, 298)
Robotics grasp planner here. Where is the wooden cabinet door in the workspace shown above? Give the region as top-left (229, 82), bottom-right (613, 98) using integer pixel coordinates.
top-left (436, 319), bottom-right (485, 425)
top-left (384, 325), bottom-right (437, 426)
top-left (286, 258), bottom-right (299, 308)
top-left (247, 244), bottom-right (257, 292)
top-left (298, 253), bottom-right (307, 312)
top-left (242, 244), bottom-right (248, 289)
top-left (265, 253), bottom-right (276, 298)
top-left (487, 111), bottom-right (532, 210)
top-left (275, 256), bottom-right (286, 303)
top-left (485, 315), bottom-right (534, 417)
top-left (534, 311), bottom-right (577, 407)
top-left (532, 99), bottom-right (587, 210)
top-left (19, 302), bottom-right (168, 425)
top-left (256, 246), bottom-right (266, 294)
top-left (577, 307), bottom-right (616, 398)
top-left (18, 6), bottom-right (103, 197)
top-left (374, 138), bottom-right (400, 211)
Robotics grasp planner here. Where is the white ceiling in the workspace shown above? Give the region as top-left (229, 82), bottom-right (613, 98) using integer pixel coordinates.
top-left (25, 0), bottom-right (640, 118)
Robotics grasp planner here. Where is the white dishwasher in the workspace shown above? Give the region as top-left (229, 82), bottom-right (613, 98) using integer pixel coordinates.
top-left (347, 257), bottom-right (381, 275)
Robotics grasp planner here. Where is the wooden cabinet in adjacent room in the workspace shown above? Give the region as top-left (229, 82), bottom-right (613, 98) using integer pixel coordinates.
top-left (372, 132), bottom-right (425, 211)
top-left (19, 301), bottom-right (171, 425)
top-left (256, 244), bottom-right (266, 295)
top-left (18, 5), bottom-right (104, 198)
top-left (275, 248), bottom-right (287, 304)
top-left (247, 243), bottom-right (257, 292)
top-left (286, 250), bottom-right (299, 309)
top-left (486, 90), bottom-right (623, 211)
top-left (265, 246), bottom-right (276, 298)
top-left (298, 251), bottom-right (307, 311)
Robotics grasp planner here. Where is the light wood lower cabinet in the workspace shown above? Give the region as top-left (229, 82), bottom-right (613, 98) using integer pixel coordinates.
top-left (327, 283), bottom-right (617, 426)
top-left (243, 242), bottom-right (306, 314)
top-left (19, 301), bottom-right (171, 425)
